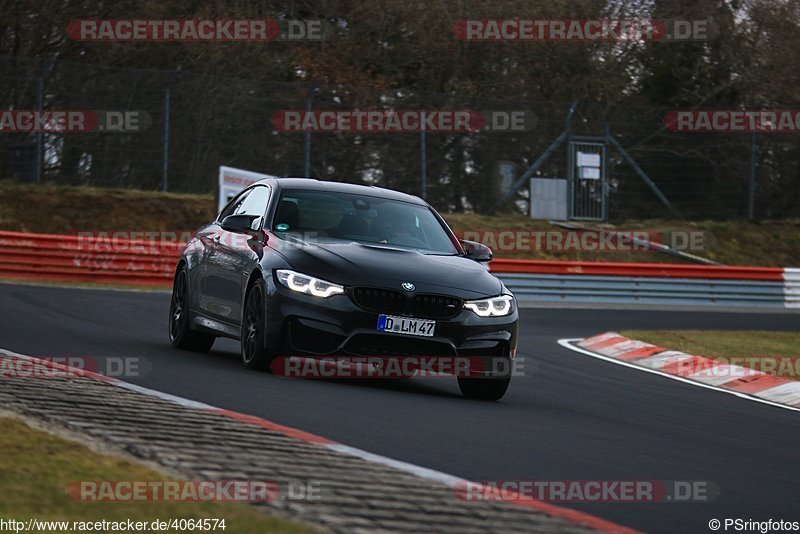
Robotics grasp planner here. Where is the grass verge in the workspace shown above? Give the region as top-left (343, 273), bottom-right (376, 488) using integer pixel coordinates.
top-left (620, 330), bottom-right (800, 380)
top-left (0, 417), bottom-right (313, 533)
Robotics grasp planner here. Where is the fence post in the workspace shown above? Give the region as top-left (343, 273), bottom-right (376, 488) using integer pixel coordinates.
top-left (303, 82), bottom-right (319, 177)
top-left (161, 83), bottom-right (171, 192)
top-left (747, 132), bottom-right (757, 220)
top-left (420, 123), bottom-right (427, 200)
top-left (161, 68), bottom-right (181, 192)
top-left (34, 58), bottom-right (55, 183)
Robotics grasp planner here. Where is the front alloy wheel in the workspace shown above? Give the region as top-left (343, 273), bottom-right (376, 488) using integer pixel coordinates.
top-left (457, 375), bottom-right (511, 401)
top-left (457, 355), bottom-right (512, 401)
top-left (241, 279), bottom-right (276, 371)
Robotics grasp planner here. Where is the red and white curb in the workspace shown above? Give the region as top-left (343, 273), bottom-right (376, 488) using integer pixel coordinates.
top-left (559, 333), bottom-right (800, 413)
top-left (0, 348), bottom-right (637, 534)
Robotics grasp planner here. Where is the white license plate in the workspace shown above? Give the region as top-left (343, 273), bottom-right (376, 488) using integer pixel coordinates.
top-left (377, 314), bottom-right (435, 337)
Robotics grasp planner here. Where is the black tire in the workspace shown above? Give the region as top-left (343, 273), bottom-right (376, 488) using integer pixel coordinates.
top-left (169, 266), bottom-right (215, 352)
top-left (241, 278), bottom-right (276, 371)
top-left (457, 375), bottom-right (511, 401)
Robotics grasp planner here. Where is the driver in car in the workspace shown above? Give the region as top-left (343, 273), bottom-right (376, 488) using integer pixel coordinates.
top-left (379, 207), bottom-right (424, 248)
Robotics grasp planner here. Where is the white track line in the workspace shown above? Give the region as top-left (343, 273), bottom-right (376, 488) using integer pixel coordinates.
top-left (326, 443), bottom-right (465, 486)
top-left (558, 339), bottom-right (800, 414)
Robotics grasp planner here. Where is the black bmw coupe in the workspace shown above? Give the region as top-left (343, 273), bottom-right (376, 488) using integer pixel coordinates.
top-left (169, 178), bottom-right (518, 400)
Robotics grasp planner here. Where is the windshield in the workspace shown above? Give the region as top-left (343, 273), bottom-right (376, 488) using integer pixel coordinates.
top-left (271, 189), bottom-right (458, 255)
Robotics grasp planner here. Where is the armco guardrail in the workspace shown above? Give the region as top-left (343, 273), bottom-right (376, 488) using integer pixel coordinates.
top-left (0, 231), bottom-right (797, 309)
top-left (0, 231), bottom-right (181, 285)
top-left (490, 259), bottom-right (799, 309)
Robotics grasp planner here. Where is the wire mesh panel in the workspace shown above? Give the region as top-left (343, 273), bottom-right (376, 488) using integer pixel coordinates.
top-left (568, 140), bottom-right (607, 221)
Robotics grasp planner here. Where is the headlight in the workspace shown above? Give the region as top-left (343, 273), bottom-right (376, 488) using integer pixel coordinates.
top-left (276, 269), bottom-right (344, 298)
top-left (464, 295), bottom-right (514, 317)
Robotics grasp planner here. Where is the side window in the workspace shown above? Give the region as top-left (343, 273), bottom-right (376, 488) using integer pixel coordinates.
top-left (232, 186), bottom-right (271, 228)
top-left (218, 189), bottom-right (250, 222)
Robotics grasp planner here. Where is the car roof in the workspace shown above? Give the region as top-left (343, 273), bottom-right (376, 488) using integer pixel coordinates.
top-left (256, 177), bottom-right (428, 206)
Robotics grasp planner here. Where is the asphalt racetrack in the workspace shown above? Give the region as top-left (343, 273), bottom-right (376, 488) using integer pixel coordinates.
top-left (1, 282), bottom-right (798, 533)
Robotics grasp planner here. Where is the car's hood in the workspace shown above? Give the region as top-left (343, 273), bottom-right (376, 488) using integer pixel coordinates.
top-left (272, 239), bottom-right (503, 299)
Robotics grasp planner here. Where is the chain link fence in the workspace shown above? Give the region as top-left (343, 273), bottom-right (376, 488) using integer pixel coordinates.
top-left (2, 57), bottom-right (798, 220)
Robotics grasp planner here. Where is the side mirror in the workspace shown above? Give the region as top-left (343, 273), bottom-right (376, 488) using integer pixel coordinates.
top-left (221, 214), bottom-right (260, 234)
top-left (461, 239), bottom-right (493, 262)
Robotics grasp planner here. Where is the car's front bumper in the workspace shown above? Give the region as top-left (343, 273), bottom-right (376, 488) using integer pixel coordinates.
top-left (265, 278), bottom-right (518, 377)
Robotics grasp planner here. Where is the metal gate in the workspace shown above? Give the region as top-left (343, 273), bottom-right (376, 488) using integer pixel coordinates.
top-left (568, 139), bottom-right (607, 221)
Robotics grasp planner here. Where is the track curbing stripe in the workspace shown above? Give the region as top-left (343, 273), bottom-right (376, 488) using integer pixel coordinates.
top-left (559, 337), bottom-right (800, 414)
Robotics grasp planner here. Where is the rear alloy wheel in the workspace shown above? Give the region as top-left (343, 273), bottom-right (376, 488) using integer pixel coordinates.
top-left (169, 267), bottom-right (215, 352)
top-left (241, 279), bottom-right (276, 371)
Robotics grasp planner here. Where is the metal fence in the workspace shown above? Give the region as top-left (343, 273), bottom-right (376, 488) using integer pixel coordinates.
top-left (2, 56), bottom-right (799, 220)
